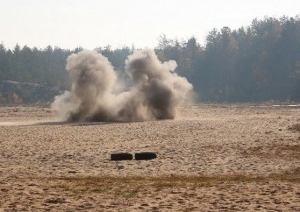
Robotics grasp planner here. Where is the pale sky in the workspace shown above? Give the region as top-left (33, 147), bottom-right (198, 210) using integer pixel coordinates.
top-left (0, 0), bottom-right (299, 50)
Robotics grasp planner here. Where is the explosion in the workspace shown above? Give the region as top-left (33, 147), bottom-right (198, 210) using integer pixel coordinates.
top-left (51, 49), bottom-right (193, 122)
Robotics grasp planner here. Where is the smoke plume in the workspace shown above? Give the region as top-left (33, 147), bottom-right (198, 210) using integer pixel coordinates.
top-left (51, 48), bottom-right (193, 122)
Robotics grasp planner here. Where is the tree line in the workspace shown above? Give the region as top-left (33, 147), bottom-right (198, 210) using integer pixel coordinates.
top-left (0, 16), bottom-right (300, 103)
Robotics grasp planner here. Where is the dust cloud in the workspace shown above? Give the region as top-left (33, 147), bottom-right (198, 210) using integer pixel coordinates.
top-left (51, 49), bottom-right (193, 122)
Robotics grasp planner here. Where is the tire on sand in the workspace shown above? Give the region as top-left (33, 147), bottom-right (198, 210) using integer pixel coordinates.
top-left (111, 153), bottom-right (133, 161)
top-left (135, 152), bottom-right (157, 160)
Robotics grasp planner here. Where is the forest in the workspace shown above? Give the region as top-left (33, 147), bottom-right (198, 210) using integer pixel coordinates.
top-left (0, 16), bottom-right (300, 103)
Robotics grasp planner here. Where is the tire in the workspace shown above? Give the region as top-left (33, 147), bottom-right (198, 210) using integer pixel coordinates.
top-left (135, 152), bottom-right (157, 160)
top-left (111, 153), bottom-right (133, 161)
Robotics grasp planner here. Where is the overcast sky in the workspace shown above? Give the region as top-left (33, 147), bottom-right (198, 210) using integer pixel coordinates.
top-left (0, 0), bottom-right (299, 50)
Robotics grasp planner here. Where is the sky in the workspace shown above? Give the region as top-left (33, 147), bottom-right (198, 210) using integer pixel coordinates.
top-left (0, 0), bottom-right (299, 50)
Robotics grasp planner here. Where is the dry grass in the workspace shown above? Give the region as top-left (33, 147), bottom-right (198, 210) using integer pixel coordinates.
top-left (43, 172), bottom-right (300, 197)
top-left (245, 144), bottom-right (300, 160)
top-left (288, 123), bottom-right (300, 132)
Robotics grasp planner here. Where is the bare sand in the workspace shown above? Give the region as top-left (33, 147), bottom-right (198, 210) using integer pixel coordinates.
top-left (0, 104), bottom-right (299, 211)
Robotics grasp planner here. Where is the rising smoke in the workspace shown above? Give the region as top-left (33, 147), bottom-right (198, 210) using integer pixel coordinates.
top-left (51, 48), bottom-right (193, 122)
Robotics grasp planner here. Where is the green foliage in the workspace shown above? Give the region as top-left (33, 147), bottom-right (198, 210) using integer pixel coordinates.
top-left (0, 45), bottom-right (133, 91)
top-left (0, 44), bottom-right (71, 90)
top-left (157, 16), bottom-right (300, 102)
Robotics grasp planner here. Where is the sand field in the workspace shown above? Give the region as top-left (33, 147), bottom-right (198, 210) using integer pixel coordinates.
top-left (0, 104), bottom-right (299, 211)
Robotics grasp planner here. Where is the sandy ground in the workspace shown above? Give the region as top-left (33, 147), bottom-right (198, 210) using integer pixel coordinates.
top-left (0, 104), bottom-right (299, 211)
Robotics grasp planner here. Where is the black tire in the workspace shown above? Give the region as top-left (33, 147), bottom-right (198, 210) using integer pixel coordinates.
top-left (111, 153), bottom-right (133, 161)
top-left (135, 152), bottom-right (157, 160)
